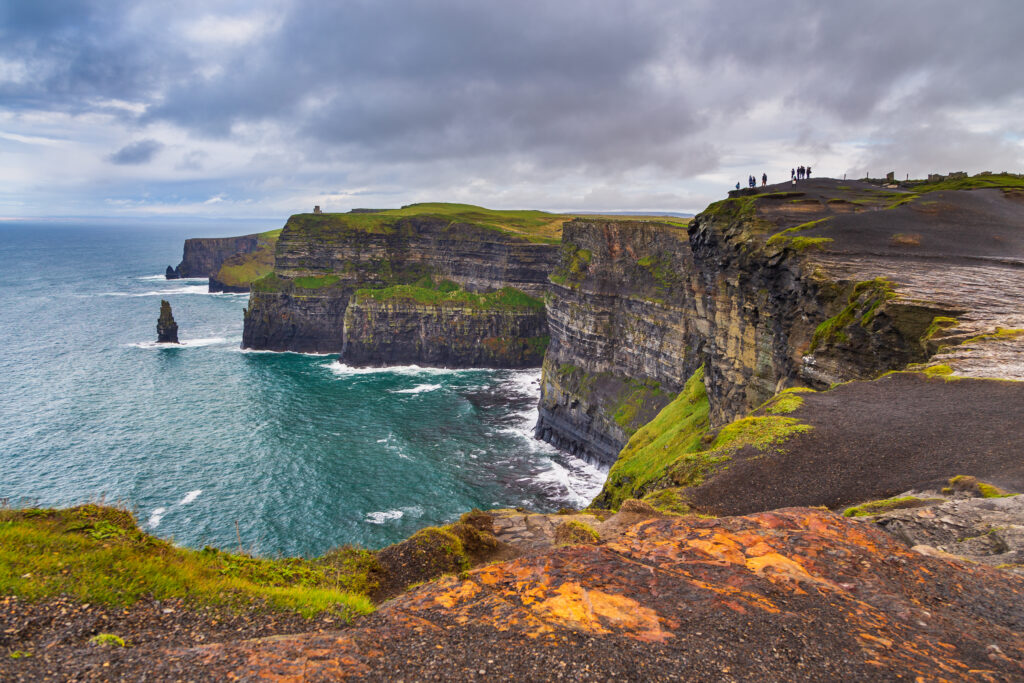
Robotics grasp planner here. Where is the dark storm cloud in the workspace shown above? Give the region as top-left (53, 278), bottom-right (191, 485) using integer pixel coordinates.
top-left (3, 0), bottom-right (1023, 183)
top-left (108, 139), bottom-right (163, 165)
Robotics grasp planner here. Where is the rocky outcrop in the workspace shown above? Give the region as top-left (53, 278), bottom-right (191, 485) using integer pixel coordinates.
top-left (342, 288), bottom-right (548, 367)
top-left (156, 300), bottom-right (178, 343)
top-left (847, 483), bottom-right (1024, 572)
top-left (172, 508), bottom-right (1024, 681)
top-left (541, 176), bottom-right (1024, 472)
top-left (166, 234), bottom-right (260, 279)
top-left (242, 207), bottom-right (561, 355)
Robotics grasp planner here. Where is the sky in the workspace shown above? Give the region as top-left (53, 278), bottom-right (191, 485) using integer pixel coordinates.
top-left (2, 0), bottom-right (1023, 220)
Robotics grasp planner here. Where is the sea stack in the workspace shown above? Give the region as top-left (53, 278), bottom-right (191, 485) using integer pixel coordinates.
top-left (157, 300), bottom-right (179, 344)
top-left (165, 265), bottom-right (179, 279)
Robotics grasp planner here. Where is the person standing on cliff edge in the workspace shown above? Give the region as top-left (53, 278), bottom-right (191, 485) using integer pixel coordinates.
top-left (762, 172), bottom-right (767, 187)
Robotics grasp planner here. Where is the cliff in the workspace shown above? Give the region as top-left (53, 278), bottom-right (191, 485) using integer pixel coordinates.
top-left (535, 218), bottom-right (701, 464)
top-left (577, 174), bottom-right (1024, 509)
top-left (208, 229), bottom-right (281, 293)
top-left (540, 175), bottom-right (1024, 473)
top-left (342, 284), bottom-right (548, 367)
top-left (167, 234), bottom-right (260, 279)
top-left (242, 204), bottom-right (562, 358)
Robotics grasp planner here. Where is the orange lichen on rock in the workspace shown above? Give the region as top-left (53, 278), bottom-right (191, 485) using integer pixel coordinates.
top-left (168, 508), bottom-right (1024, 681)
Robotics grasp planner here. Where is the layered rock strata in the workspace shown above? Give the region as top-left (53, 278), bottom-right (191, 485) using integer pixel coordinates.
top-left (540, 177), bottom-right (1024, 471)
top-left (242, 209), bottom-right (560, 357)
top-left (342, 290), bottom-right (548, 367)
top-left (166, 234), bottom-right (260, 279)
top-left (535, 219), bottom-right (703, 464)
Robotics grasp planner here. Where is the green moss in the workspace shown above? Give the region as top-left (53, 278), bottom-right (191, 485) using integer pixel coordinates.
top-left (963, 327), bottom-right (1024, 344)
top-left (553, 520), bottom-right (600, 546)
top-left (354, 283), bottom-right (544, 312)
top-left (0, 505), bottom-right (375, 620)
top-left (215, 229), bottom-right (281, 287)
top-left (923, 316), bottom-right (959, 342)
top-left (811, 278), bottom-right (897, 351)
top-left (765, 218), bottom-right (831, 249)
top-left (8, 650), bottom-right (32, 659)
top-left (596, 367), bottom-right (710, 509)
top-left (842, 496), bottom-right (944, 517)
top-left (641, 488), bottom-right (692, 515)
top-left (90, 633), bottom-right (126, 647)
top-left (551, 242), bottom-right (593, 287)
top-left (942, 475), bottom-right (1015, 498)
top-left (611, 378), bottom-right (670, 435)
top-left (761, 387), bottom-right (815, 414)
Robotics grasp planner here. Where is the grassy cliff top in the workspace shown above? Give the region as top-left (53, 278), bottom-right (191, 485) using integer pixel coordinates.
top-left (288, 203), bottom-right (567, 244)
top-left (215, 228), bottom-right (282, 287)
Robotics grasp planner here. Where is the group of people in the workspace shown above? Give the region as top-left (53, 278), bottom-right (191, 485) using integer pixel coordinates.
top-left (739, 172), bottom-right (769, 190)
top-left (734, 165), bottom-right (814, 192)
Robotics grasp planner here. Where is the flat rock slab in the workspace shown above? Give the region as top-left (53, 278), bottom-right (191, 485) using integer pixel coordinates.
top-left (161, 509), bottom-right (1024, 681)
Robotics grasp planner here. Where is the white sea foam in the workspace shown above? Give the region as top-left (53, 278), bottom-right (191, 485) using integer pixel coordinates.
top-left (136, 275), bottom-right (207, 282)
top-left (127, 337), bottom-right (234, 349)
top-left (237, 348), bottom-right (334, 356)
top-left (326, 361), bottom-right (478, 377)
top-left (179, 489), bottom-right (202, 505)
top-left (530, 457), bottom-right (606, 508)
top-left (148, 507), bottom-right (167, 528)
top-left (365, 509), bottom-right (404, 524)
top-left (390, 383), bottom-right (442, 394)
top-left (498, 369), bottom-right (543, 398)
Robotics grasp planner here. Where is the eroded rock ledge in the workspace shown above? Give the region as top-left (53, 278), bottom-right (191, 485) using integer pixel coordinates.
top-left (171, 509), bottom-right (1024, 681)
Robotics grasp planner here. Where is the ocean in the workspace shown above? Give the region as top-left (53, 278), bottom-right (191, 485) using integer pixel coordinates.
top-left (0, 222), bottom-right (604, 556)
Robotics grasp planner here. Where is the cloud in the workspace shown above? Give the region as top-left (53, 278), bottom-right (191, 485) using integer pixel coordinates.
top-left (2, 1), bottom-right (1024, 217)
top-left (108, 139), bottom-right (163, 165)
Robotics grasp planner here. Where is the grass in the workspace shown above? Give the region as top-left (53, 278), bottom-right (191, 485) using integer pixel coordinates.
top-left (842, 496), bottom-right (944, 517)
top-left (287, 203), bottom-right (566, 244)
top-left (810, 278), bottom-right (897, 351)
top-left (765, 218), bottom-right (832, 250)
top-left (215, 229), bottom-right (281, 287)
top-left (596, 367), bottom-right (710, 509)
top-left (760, 387), bottom-right (816, 414)
top-left (90, 633), bottom-right (126, 647)
top-left (611, 378), bottom-right (671, 435)
top-left (553, 520), bottom-right (600, 546)
top-left (353, 282), bottom-right (544, 312)
top-left (550, 242), bottom-right (592, 287)
top-left (0, 505), bottom-right (375, 620)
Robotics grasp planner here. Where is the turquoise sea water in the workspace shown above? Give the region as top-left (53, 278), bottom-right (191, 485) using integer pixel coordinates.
top-left (0, 222), bottom-right (604, 556)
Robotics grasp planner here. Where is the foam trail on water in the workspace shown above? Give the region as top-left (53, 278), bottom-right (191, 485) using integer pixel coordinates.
top-left (127, 337), bottom-right (234, 349)
top-left (327, 361), bottom-right (479, 377)
top-left (148, 507), bottom-right (167, 528)
top-left (390, 383), bottom-right (442, 394)
top-left (365, 509), bottom-right (404, 524)
top-left (179, 489), bottom-right (202, 505)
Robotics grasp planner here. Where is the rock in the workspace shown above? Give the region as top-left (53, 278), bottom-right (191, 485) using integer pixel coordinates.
top-left (164, 265), bottom-right (179, 280)
top-left (174, 509), bottom-right (1024, 680)
top-left (241, 208), bottom-right (560, 354)
top-left (172, 234), bottom-right (262, 279)
top-left (156, 300), bottom-right (179, 344)
top-left (870, 493), bottom-right (1024, 571)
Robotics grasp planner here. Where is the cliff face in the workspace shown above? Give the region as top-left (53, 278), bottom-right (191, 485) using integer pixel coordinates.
top-left (535, 220), bottom-right (703, 464)
top-left (242, 208), bottom-right (560, 357)
top-left (168, 235), bottom-right (260, 279)
top-left (541, 176), bottom-right (1024, 472)
top-left (342, 289), bottom-right (548, 368)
